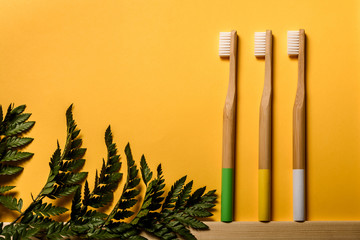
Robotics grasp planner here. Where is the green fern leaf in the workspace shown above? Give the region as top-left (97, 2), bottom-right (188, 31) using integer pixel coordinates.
top-left (10, 105), bottom-right (26, 115)
top-left (162, 176), bottom-right (187, 210)
top-left (131, 156), bottom-right (156, 225)
top-left (186, 187), bottom-right (206, 207)
top-left (0, 165), bottom-right (23, 175)
top-left (33, 203), bottom-right (68, 217)
top-left (1, 150), bottom-right (33, 162)
top-left (49, 147), bottom-right (61, 170)
top-left (201, 190), bottom-right (217, 202)
top-left (46, 222), bottom-right (74, 240)
top-left (174, 212), bottom-right (208, 230)
top-left (167, 221), bottom-right (196, 240)
top-left (72, 129), bottom-right (80, 139)
top-left (83, 180), bottom-right (90, 205)
top-left (88, 193), bottom-right (113, 208)
top-left (103, 172), bottom-right (122, 184)
top-left (119, 199), bottom-right (137, 209)
top-left (114, 210), bottom-right (134, 220)
top-left (70, 187), bottom-right (82, 221)
top-left (106, 161), bottom-right (121, 174)
top-left (60, 159), bottom-right (85, 171)
top-left (184, 207), bottom-right (213, 217)
top-left (2, 104), bottom-right (12, 123)
top-left (5, 121), bottom-right (35, 136)
top-left (70, 138), bottom-right (82, 149)
top-left (65, 148), bottom-right (86, 160)
top-left (0, 186), bottom-right (15, 193)
top-left (0, 195), bottom-right (23, 212)
top-left (127, 178), bottom-right (141, 189)
top-left (105, 143), bottom-right (140, 223)
top-left (140, 155), bottom-right (152, 186)
top-left (122, 189), bottom-right (140, 199)
top-left (6, 137), bottom-right (33, 148)
top-left (145, 223), bottom-right (176, 240)
top-left (20, 227), bottom-right (40, 240)
top-left (56, 172), bottom-right (88, 185)
top-left (149, 164), bottom-right (166, 211)
top-left (175, 181), bottom-right (193, 209)
top-left (52, 185), bottom-right (79, 198)
top-left (11, 113), bottom-right (31, 125)
top-left (107, 222), bottom-right (133, 234)
top-left (99, 159), bottom-right (106, 182)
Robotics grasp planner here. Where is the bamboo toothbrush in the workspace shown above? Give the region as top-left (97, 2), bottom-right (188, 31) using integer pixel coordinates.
top-left (255, 30), bottom-right (273, 222)
top-left (219, 30), bottom-right (237, 222)
top-left (288, 29), bottom-right (306, 222)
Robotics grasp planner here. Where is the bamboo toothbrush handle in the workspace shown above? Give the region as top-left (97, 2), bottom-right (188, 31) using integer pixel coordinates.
top-left (259, 30), bottom-right (272, 222)
top-left (221, 30), bottom-right (237, 222)
top-left (293, 29), bottom-right (306, 222)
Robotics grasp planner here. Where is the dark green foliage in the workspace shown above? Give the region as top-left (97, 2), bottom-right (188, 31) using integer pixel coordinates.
top-left (0, 104), bottom-right (34, 216)
top-left (106, 143), bottom-right (141, 222)
top-left (0, 105), bottom-right (88, 237)
top-left (68, 125), bottom-right (124, 238)
top-left (0, 195), bottom-right (23, 212)
top-left (32, 202), bottom-right (68, 217)
top-left (0, 165), bottom-right (23, 175)
top-left (0, 105), bottom-right (217, 240)
top-left (0, 186), bottom-right (15, 194)
top-left (132, 159), bottom-right (216, 240)
top-left (82, 126), bottom-right (123, 209)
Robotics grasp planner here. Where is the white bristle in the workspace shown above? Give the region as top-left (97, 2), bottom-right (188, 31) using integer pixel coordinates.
top-left (254, 32), bottom-right (266, 57)
top-left (219, 32), bottom-right (231, 57)
top-left (288, 30), bottom-right (300, 56)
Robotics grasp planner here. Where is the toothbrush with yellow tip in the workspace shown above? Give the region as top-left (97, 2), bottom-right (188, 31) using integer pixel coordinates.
top-left (219, 30), bottom-right (237, 222)
top-left (255, 30), bottom-right (273, 222)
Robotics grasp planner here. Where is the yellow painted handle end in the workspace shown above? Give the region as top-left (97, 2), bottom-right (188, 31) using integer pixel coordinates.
top-left (259, 169), bottom-right (271, 221)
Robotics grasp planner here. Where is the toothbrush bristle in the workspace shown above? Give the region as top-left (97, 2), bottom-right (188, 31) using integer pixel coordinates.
top-left (288, 30), bottom-right (300, 56)
top-left (254, 32), bottom-right (266, 57)
top-left (219, 32), bottom-right (231, 57)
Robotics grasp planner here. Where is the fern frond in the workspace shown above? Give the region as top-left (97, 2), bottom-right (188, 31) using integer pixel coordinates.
top-left (60, 158), bottom-right (85, 171)
top-left (0, 186), bottom-right (15, 194)
top-left (6, 137), bottom-right (33, 149)
top-left (9, 105), bottom-right (87, 227)
top-left (0, 104), bottom-right (218, 240)
top-left (1, 150), bottom-right (33, 162)
top-left (175, 181), bottom-right (193, 209)
top-left (0, 104), bottom-right (34, 213)
top-left (45, 222), bottom-right (74, 240)
top-left (166, 221), bottom-right (196, 240)
top-left (5, 121), bottom-right (35, 137)
top-left (33, 202), bottom-right (68, 217)
top-left (162, 176), bottom-right (187, 210)
top-left (0, 195), bottom-right (23, 212)
top-left (173, 212), bottom-right (208, 230)
top-left (106, 143), bottom-right (140, 222)
top-left (0, 165), bottom-right (23, 175)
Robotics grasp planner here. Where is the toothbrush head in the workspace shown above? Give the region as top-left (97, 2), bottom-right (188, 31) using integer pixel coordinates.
top-left (288, 30), bottom-right (300, 56)
top-left (254, 32), bottom-right (266, 57)
top-left (219, 32), bottom-right (231, 57)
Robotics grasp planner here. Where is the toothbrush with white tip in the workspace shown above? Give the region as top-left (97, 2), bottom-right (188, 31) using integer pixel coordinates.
top-left (255, 30), bottom-right (273, 222)
top-left (219, 30), bottom-right (237, 222)
top-left (288, 29), bottom-right (306, 222)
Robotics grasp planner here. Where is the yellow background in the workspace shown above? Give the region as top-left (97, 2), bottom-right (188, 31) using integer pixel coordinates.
top-left (1, 0), bottom-right (360, 222)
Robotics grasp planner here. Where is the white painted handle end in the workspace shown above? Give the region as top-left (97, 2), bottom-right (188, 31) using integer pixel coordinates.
top-left (293, 169), bottom-right (305, 221)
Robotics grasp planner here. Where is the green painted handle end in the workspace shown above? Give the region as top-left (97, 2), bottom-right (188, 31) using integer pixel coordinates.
top-left (221, 168), bottom-right (234, 222)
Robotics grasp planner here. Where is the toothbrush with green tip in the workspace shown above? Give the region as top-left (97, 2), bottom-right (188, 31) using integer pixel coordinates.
top-left (219, 30), bottom-right (237, 222)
